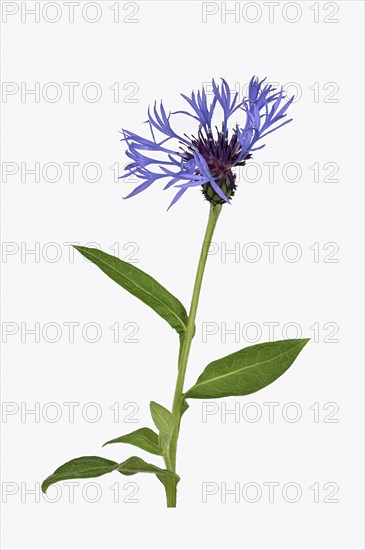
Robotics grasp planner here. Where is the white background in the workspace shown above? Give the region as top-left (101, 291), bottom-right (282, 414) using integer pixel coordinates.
top-left (1, 1), bottom-right (364, 549)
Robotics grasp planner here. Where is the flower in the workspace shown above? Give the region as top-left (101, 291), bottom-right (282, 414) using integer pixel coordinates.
top-left (121, 76), bottom-right (293, 209)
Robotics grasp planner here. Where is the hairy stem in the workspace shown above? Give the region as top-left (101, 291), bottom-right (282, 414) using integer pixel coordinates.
top-left (164, 203), bottom-right (222, 507)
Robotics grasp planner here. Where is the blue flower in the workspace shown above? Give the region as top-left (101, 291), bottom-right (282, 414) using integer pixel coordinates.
top-left (121, 76), bottom-right (293, 209)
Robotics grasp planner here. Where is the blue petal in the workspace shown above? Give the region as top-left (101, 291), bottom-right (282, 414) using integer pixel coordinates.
top-left (167, 188), bottom-right (187, 210)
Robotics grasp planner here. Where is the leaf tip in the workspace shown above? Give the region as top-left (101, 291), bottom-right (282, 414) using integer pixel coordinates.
top-left (301, 338), bottom-right (311, 346)
top-left (41, 479), bottom-right (49, 494)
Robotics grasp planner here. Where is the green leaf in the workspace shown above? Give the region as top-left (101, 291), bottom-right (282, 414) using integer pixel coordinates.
top-left (181, 398), bottom-right (189, 416)
top-left (102, 427), bottom-right (162, 456)
top-left (185, 339), bottom-right (310, 399)
top-left (42, 456), bottom-right (118, 492)
top-left (73, 246), bottom-right (188, 334)
top-left (118, 456), bottom-right (178, 483)
top-left (42, 455), bottom-right (178, 493)
top-left (150, 401), bottom-right (174, 453)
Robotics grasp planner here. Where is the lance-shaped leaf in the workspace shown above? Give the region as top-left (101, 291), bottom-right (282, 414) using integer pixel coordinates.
top-left (150, 401), bottom-right (174, 453)
top-left (73, 246), bottom-right (188, 334)
top-left (42, 456), bottom-right (117, 492)
top-left (42, 455), bottom-right (178, 493)
top-left (185, 339), bottom-right (309, 399)
top-left (103, 427), bottom-right (162, 456)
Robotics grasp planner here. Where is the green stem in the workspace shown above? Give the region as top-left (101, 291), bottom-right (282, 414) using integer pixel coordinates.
top-left (164, 203), bottom-right (222, 507)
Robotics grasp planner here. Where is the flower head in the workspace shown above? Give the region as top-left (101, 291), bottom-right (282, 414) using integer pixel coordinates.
top-left (121, 76), bottom-right (293, 209)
